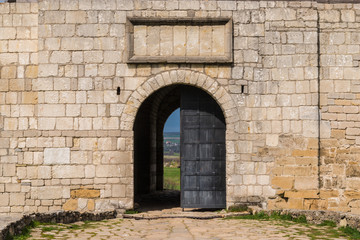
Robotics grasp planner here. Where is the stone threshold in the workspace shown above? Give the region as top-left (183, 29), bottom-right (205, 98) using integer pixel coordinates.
top-left (123, 212), bottom-right (248, 220)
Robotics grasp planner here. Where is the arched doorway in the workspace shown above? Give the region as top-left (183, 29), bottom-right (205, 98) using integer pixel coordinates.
top-left (133, 84), bottom-right (226, 209)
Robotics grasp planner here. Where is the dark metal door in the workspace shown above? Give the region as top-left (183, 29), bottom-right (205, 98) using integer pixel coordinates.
top-left (180, 87), bottom-right (226, 209)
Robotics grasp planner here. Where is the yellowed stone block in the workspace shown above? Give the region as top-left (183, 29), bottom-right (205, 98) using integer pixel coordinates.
top-left (284, 190), bottom-right (319, 199)
top-left (9, 79), bottom-right (24, 91)
top-left (287, 198), bottom-right (304, 210)
top-left (271, 176), bottom-right (294, 190)
top-left (70, 188), bottom-right (100, 198)
top-left (63, 199), bottom-right (78, 211)
top-left (87, 199), bottom-right (95, 211)
top-left (22, 92), bottom-right (38, 104)
top-left (291, 149), bottom-right (317, 157)
top-left (0, 79), bottom-right (9, 91)
top-left (1, 66), bottom-right (16, 79)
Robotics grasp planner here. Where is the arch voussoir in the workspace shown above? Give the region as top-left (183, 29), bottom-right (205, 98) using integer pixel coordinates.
top-left (124, 69), bottom-right (239, 127)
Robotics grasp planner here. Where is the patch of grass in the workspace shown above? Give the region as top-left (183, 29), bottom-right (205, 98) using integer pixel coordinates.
top-left (339, 226), bottom-right (360, 239)
top-left (163, 167), bottom-right (180, 190)
top-left (6, 221), bottom-right (41, 240)
top-left (125, 209), bottom-right (139, 214)
top-left (227, 204), bottom-right (248, 212)
top-left (225, 211), bottom-right (307, 224)
top-left (318, 220), bottom-right (337, 227)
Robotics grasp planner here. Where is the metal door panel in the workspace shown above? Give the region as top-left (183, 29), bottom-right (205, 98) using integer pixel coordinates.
top-left (181, 86), bottom-right (226, 209)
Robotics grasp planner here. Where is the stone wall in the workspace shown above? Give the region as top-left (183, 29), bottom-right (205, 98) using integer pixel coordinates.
top-left (0, 0), bottom-right (359, 215)
top-left (318, 3), bottom-right (360, 213)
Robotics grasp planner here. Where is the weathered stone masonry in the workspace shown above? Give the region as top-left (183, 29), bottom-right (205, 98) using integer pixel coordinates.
top-left (0, 0), bottom-right (360, 214)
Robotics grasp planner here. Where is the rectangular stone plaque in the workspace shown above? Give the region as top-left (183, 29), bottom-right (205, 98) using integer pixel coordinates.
top-left (126, 18), bottom-right (233, 63)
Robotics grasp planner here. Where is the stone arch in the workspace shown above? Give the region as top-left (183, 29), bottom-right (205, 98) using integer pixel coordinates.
top-left (120, 69), bottom-right (239, 132)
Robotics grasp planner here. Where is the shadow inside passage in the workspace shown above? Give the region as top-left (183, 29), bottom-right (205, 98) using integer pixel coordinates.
top-left (134, 190), bottom-right (180, 212)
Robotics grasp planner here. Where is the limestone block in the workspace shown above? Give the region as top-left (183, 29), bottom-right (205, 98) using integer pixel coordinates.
top-left (3, 164), bottom-right (16, 177)
top-left (287, 32), bottom-right (303, 44)
top-left (32, 186), bottom-right (64, 200)
top-left (60, 0), bottom-right (78, 10)
top-left (4, 118), bottom-right (18, 130)
top-left (0, 28), bottom-right (16, 40)
top-left (81, 104), bottom-right (97, 117)
top-left (44, 11), bottom-right (65, 24)
top-left (70, 151), bottom-right (89, 164)
top-left (344, 68), bottom-right (360, 80)
top-left (10, 193), bottom-right (25, 206)
top-left (38, 64), bottom-right (58, 77)
top-left (78, 78), bottom-right (93, 90)
top-left (212, 25), bottom-right (226, 56)
top-left (53, 165), bottom-right (85, 178)
top-left (173, 26), bottom-right (186, 56)
top-left (77, 24), bottom-right (109, 37)
top-left (98, 64), bottom-right (115, 76)
top-left (38, 104), bottom-right (65, 117)
top-left (85, 64), bottom-right (97, 77)
top-left (84, 51), bottom-right (103, 63)
top-left (124, 77), bottom-right (144, 90)
top-left (186, 26), bottom-right (199, 56)
top-left (87, 91), bottom-right (103, 103)
top-left (299, 106), bottom-right (318, 120)
top-left (160, 26), bottom-right (173, 56)
top-left (44, 148), bottom-right (70, 165)
top-left (0, 53), bottom-right (17, 65)
top-left (19, 105), bottom-right (35, 117)
top-left (38, 166), bottom-right (51, 179)
top-left (266, 134), bottom-right (279, 147)
top-left (38, 118), bottom-right (56, 130)
top-left (319, 10), bottom-right (340, 23)
top-left (55, 118), bottom-right (73, 130)
top-left (147, 26), bottom-right (160, 56)
top-left (265, 8), bottom-right (296, 21)
top-left (341, 10), bottom-right (355, 22)
top-left (239, 24), bottom-right (264, 37)
top-left (103, 117), bottom-right (119, 130)
top-left (65, 11), bottom-right (86, 24)
top-left (199, 26), bottom-right (212, 56)
top-left (116, 0), bottom-right (133, 10)
top-left (9, 40), bottom-right (37, 52)
top-left (0, 193), bottom-right (9, 206)
top-left (96, 165), bottom-right (124, 177)
top-left (112, 184), bottom-right (125, 198)
top-left (104, 51), bottom-right (122, 63)
top-left (52, 24), bottom-right (75, 37)
top-left (50, 51), bottom-right (71, 64)
top-left (134, 25), bottom-right (147, 56)
top-left (61, 38), bottom-right (94, 50)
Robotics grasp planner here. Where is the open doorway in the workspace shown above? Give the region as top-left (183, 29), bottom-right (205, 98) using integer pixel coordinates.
top-left (133, 84), bottom-right (226, 211)
top-left (163, 109), bottom-right (180, 191)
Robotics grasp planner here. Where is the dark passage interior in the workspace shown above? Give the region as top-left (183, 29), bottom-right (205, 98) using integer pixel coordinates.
top-left (133, 84), bottom-right (226, 210)
top-left (133, 85), bottom-right (182, 210)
